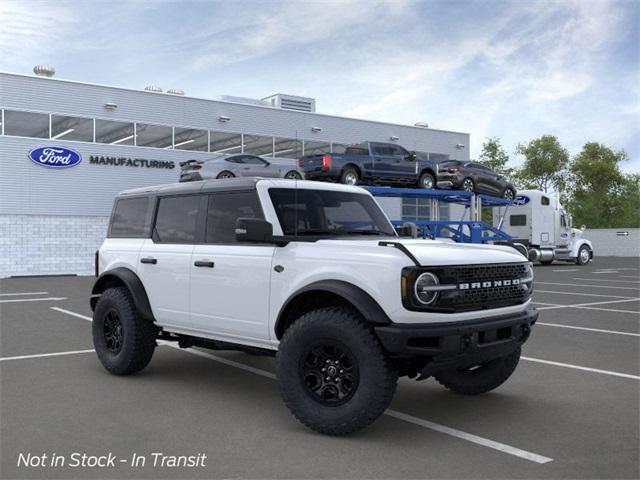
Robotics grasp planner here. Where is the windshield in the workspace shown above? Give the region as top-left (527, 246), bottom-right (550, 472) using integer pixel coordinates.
top-left (268, 188), bottom-right (396, 237)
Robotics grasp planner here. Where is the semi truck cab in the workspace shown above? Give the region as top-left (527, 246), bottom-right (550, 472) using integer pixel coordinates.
top-left (493, 189), bottom-right (593, 265)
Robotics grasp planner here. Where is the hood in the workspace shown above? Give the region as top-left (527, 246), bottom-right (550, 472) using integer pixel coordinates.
top-left (316, 237), bottom-right (527, 266)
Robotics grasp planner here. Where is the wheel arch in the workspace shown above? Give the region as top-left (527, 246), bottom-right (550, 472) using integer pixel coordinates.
top-left (90, 267), bottom-right (155, 322)
top-left (274, 280), bottom-right (391, 339)
top-left (419, 167), bottom-right (436, 178)
top-left (342, 163), bottom-right (362, 176)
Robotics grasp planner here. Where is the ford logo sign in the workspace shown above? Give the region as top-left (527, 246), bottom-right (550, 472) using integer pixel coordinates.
top-left (513, 195), bottom-right (530, 206)
top-left (28, 146), bottom-right (82, 168)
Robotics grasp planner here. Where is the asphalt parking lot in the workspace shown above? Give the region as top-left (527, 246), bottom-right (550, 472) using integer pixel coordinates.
top-left (1, 256), bottom-right (638, 479)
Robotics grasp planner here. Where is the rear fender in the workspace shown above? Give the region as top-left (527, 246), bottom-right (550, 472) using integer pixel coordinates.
top-left (90, 267), bottom-right (155, 322)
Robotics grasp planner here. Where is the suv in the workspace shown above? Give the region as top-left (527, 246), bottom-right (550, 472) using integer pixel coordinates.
top-left (91, 178), bottom-right (537, 435)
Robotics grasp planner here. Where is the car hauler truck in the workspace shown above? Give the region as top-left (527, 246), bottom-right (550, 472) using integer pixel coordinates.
top-left (493, 190), bottom-right (593, 265)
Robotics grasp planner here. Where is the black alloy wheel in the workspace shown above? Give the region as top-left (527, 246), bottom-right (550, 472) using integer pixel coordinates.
top-left (503, 188), bottom-right (515, 200)
top-left (217, 171), bottom-right (235, 179)
top-left (301, 341), bottom-right (359, 406)
top-left (462, 178), bottom-right (475, 192)
top-left (103, 309), bottom-right (124, 354)
top-left (285, 171), bottom-right (302, 180)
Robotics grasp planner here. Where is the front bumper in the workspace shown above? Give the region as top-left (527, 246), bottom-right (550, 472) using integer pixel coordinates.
top-left (374, 307), bottom-right (538, 376)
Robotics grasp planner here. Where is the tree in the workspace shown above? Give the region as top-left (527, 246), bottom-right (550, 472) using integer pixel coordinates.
top-left (515, 135), bottom-right (569, 193)
top-left (479, 137), bottom-right (512, 176)
top-left (566, 143), bottom-right (638, 228)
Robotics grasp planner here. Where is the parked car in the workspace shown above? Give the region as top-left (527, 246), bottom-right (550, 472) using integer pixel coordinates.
top-left (91, 178), bottom-right (537, 435)
top-left (180, 154), bottom-right (303, 182)
top-left (297, 141), bottom-right (439, 189)
top-left (436, 160), bottom-right (517, 199)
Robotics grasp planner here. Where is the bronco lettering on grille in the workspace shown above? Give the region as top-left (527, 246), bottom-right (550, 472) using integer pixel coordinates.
top-left (458, 279), bottom-right (520, 290)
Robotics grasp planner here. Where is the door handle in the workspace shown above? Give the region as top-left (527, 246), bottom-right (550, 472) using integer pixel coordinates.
top-left (194, 260), bottom-right (215, 268)
top-left (140, 257), bottom-right (157, 264)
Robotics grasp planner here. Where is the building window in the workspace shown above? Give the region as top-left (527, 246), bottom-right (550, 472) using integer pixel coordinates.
top-left (210, 131), bottom-right (243, 154)
top-left (51, 114), bottom-right (93, 142)
top-left (402, 199), bottom-right (430, 221)
top-left (273, 137), bottom-right (303, 158)
top-left (303, 141), bottom-right (331, 156)
top-left (135, 123), bottom-right (173, 148)
top-left (243, 134), bottom-right (274, 156)
top-left (331, 143), bottom-right (348, 154)
top-left (3, 110), bottom-right (49, 138)
top-left (173, 127), bottom-right (208, 151)
top-left (95, 119), bottom-right (135, 145)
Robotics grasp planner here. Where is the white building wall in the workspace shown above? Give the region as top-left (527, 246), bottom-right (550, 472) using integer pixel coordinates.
top-left (584, 228), bottom-right (640, 257)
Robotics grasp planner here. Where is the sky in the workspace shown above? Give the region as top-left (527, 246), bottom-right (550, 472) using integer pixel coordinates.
top-left (1, 0), bottom-right (638, 172)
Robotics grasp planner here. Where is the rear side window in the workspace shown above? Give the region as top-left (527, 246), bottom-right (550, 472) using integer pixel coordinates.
top-left (109, 197), bottom-right (150, 237)
top-left (154, 195), bottom-right (200, 244)
top-left (510, 215), bottom-right (527, 226)
top-left (206, 191), bottom-right (263, 244)
top-left (345, 147), bottom-right (369, 156)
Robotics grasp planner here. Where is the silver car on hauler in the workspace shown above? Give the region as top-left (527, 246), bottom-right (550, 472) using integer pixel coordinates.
top-left (180, 154), bottom-right (304, 182)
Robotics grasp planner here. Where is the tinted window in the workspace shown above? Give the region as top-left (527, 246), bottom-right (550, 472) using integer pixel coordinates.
top-left (269, 189), bottom-right (395, 237)
top-left (373, 144), bottom-right (394, 155)
top-left (154, 196), bottom-right (200, 244)
top-left (206, 191), bottom-right (263, 244)
top-left (390, 145), bottom-right (410, 157)
top-left (4, 110), bottom-right (49, 138)
top-left (226, 156), bottom-right (244, 164)
top-left (95, 119), bottom-right (134, 145)
top-left (541, 196), bottom-right (550, 206)
top-left (110, 197), bottom-right (150, 237)
top-left (345, 147), bottom-right (369, 156)
top-left (510, 215), bottom-right (527, 226)
top-left (51, 114), bottom-right (93, 142)
top-left (241, 155), bottom-right (266, 165)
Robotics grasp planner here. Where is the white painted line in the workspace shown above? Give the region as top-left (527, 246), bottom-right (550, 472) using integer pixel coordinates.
top-left (0, 297), bottom-right (68, 304)
top-left (593, 271), bottom-right (619, 274)
top-left (573, 278), bottom-right (640, 284)
top-left (551, 269), bottom-right (579, 272)
top-left (536, 281), bottom-right (640, 291)
top-left (51, 307), bottom-right (92, 321)
top-left (573, 306), bottom-right (640, 315)
top-left (535, 290), bottom-right (637, 299)
top-left (0, 291), bottom-right (49, 296)
top-left (521, 357), bottom-right (640, 380)
top-left (166, 344), bottom-right (553, 464)
top-left (535, 298), bottom-right (640, 311)
top-left (0, 349), bottom-right (94, 362)
top-left (385, 410), bottom-right (553, 464)
top-left (621, 275), bottom-right (640, 279)
top-left (537, 322), bottom-right (640, 337)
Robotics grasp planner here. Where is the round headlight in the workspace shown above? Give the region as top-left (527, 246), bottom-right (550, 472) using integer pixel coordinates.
top-left (414, 272), bottom-right (440, 305)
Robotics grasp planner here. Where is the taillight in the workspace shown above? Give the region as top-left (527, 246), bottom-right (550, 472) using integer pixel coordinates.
top-left (192, 165), bottom-right (202, 171)
top-left (322, 154), bottom-right (332, 171)
top-left (448, 167), bottom-right (460, 173)
top-left (296, 159), bottom-right (301, 167)
top-left (94, 250), bottom-right (99, 277)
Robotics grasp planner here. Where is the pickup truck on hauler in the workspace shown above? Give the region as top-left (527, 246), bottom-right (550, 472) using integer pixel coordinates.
top-left (298, 141), bottom-right (439, 189)
top-left (91, 178), bottom-right (538, 435)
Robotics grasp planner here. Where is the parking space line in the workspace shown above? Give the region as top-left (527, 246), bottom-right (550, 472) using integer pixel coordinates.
top-left (535, 290), bottom-right (637, 299)
top-left (536, 322), bottom-right (640, 337)
top-left (573, 306), bottom-right (640, 315)
top-left (51, 307), bottom-right (92, 321)
top-left (0, 349), bottom-right (94, 362)
top-left (536, 282), bottom-right (640, 291)
top-left (167, 344), bottom-right (553, 464)
top-left (551, 269), bottom-right (579, 272)
top-left (0, 291), bottom-right (49, 296)
top-left (573, 278), bottom-right (640, 284)
top-left (620, 275), bottom-right (640, 279)
top-left (0, 297), bottom-right (68, 304)
top-left (521, 357), bottom-right (640, 380)
top-left (536, 298), bottom-right (640, 311)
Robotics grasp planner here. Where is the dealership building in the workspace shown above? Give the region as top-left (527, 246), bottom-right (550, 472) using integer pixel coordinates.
top-left (0, 69), bottom-right (470, 277)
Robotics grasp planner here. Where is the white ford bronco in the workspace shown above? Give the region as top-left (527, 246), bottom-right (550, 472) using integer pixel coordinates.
top-left (91, 178), bottom-right (537, 435)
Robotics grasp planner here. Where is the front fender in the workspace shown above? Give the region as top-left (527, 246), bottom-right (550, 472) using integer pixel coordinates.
top-left (570, 239), bottom-right (593, 257)
top-left (90, 267), bottom-right (155, 322)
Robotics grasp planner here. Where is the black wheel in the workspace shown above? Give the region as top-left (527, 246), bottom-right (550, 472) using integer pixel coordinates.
top-left (576, 245), bottom-right (591, 265)
top-left (461, 178), bottom-right (475, 192)
top-left (276, 307), bottom-right (397, 435)
top-left (340, 168), bottom-right (359, 186)
top-left (216, 171), bottom-right (235, 179)
top-left (92, 287), bottom-right (156, 376)
top-left (418, 172), bottom-right (435, 189)
top-left (284, 170), bottom-right (302, 180)
top-left (503, 188), bottom-right (516, 200)
top-left (434, 348), bottom-right (521, 395)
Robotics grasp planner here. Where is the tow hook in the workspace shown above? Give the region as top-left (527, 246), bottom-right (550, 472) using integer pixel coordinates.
top-left (520, 325), bottom-right (531, 342)
top-left (460, 334), bottom-right (472, 353)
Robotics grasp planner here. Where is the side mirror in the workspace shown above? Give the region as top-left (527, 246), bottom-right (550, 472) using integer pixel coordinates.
top-left (235, 218), bottom-right (274, 243)
top-left (407, 151), bottom-right (417, 161)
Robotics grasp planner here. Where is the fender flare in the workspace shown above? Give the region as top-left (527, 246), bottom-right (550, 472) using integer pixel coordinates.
top-left (572, 239), bottom-right (594, 258)
top-left (90, 267), bottom-right (155, 322)
top-left (274, 280), bottom-right (391, 339)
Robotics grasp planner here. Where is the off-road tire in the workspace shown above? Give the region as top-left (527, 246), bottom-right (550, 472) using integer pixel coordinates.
top-left (340, 168), bottom-right (359, 185)
top-left (434, 348), bottom-right (521, 395)
top-left (216, 171), bottom-right (235, 179)
top-left (93, 287), bottom-right (157, 376)
top-left (418, 172), bottom-right (435, 189)
top-left (276, 307), bottom-right (398, 435)
top-left (576, 245), bottom-right (591, 265)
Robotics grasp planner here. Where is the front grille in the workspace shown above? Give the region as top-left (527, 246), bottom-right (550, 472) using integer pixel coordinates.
top-left (404, 263), bottom-right (532, 313)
